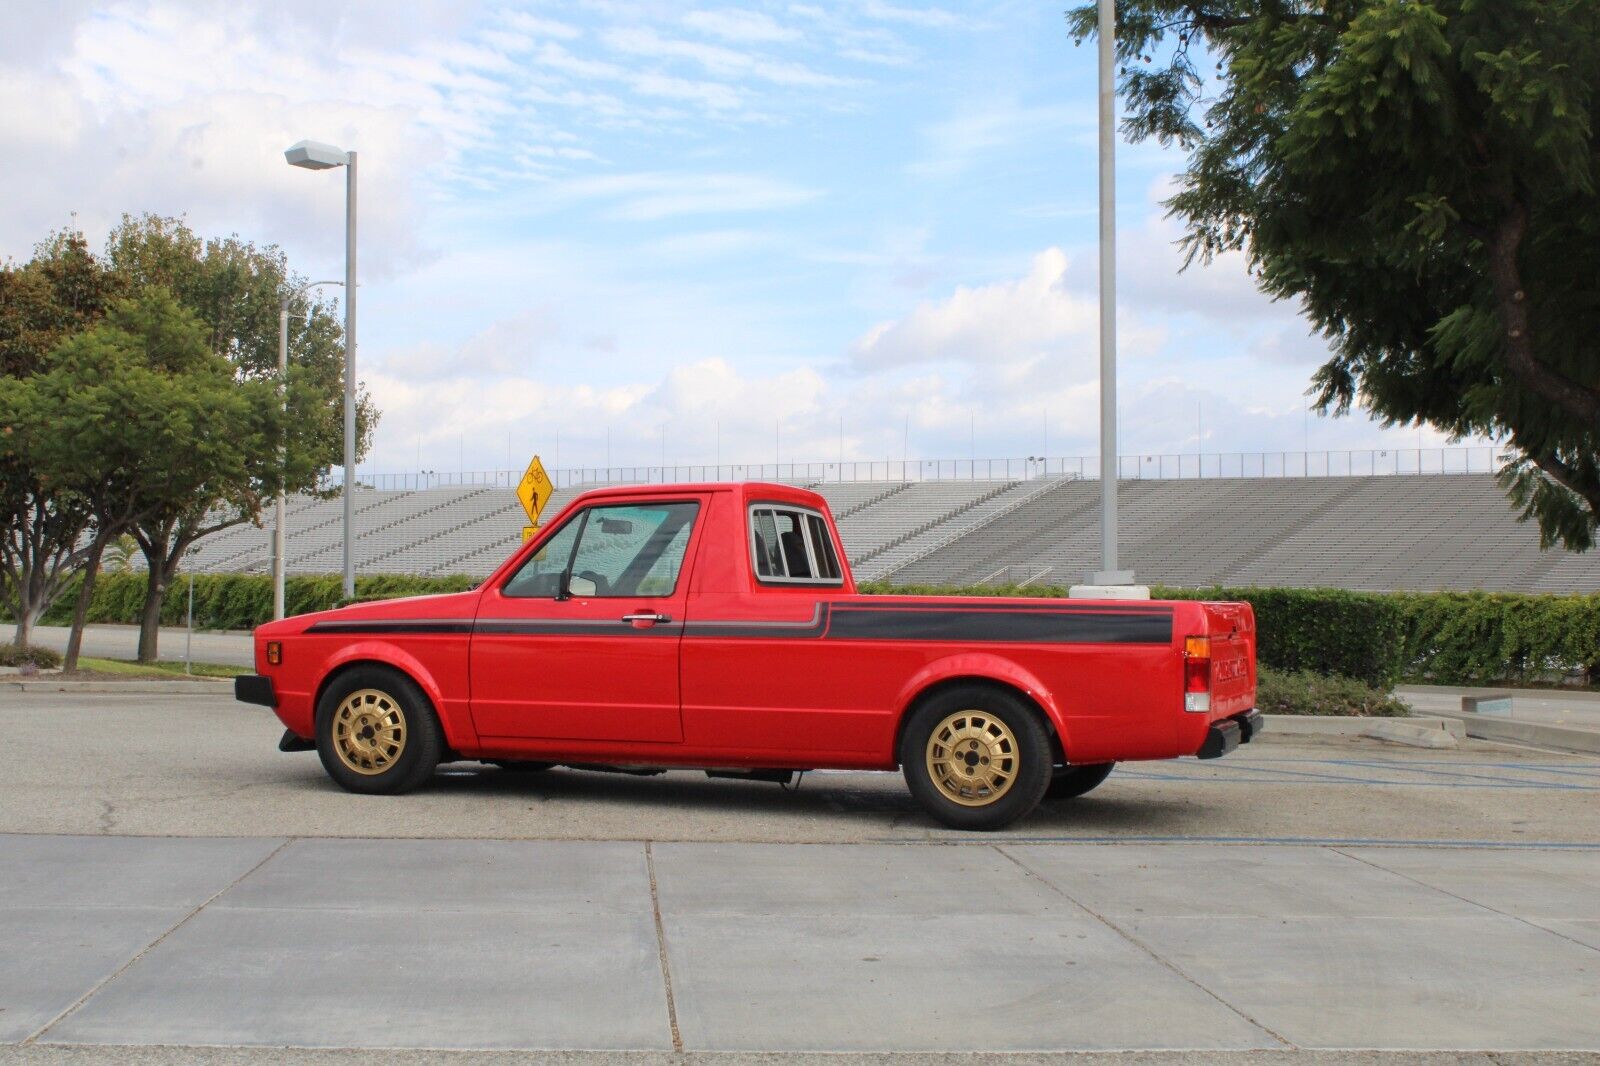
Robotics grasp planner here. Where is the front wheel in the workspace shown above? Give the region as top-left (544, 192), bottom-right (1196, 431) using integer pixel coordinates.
top-left (1044, 762), bottom-right (1115, 801)
top-left (899, 685), bottom-right (1052, 831)
top-left (316, 666), bottom-right (443, 795)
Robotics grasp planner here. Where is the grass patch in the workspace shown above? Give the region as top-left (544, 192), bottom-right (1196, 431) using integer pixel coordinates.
top-left (1256, 665), bottom-right (1410, 717)
top-left (76, 656), bottom-right (246, 679)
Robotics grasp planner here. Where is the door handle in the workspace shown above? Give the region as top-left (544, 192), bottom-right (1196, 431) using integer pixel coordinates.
top-left (622, 612), bottom-right (672, 627)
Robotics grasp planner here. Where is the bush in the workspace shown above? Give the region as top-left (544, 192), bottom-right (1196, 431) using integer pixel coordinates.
top-left (0, 643), bottom-right (63, 669)
top-left (38, 573), bottom-right (479, 632)
top-left (1394, 590), bottom-right (1600, 685)
top-left (1255, 665), bottom-right (1409, 717)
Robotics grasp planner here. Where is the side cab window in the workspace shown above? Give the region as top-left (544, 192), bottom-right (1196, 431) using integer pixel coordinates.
top-left (748, 504), bottom-right (843, 586)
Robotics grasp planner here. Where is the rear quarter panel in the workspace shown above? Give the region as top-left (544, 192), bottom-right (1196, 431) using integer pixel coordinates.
top-left (680, 592), bottom-right (1188, 767)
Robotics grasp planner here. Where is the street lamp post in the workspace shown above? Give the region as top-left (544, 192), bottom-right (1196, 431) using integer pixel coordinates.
top-left (1091, 0), bottom-right (1133, 587)
top-left (285, 139), bottom-right (359, 600)
top-left (274, 280), bottom-right (343, 621)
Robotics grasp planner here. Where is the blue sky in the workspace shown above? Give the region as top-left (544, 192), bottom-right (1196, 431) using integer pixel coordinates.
top-left (0, 1), bottom-right (1469, 475)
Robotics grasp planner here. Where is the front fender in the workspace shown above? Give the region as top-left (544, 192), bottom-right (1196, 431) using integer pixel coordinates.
top-left (316, 640), bottom-right (479, 753)
top-left (893, 652), bottom-right (1071, 754)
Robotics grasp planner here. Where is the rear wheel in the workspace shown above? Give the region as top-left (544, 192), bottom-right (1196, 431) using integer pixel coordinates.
top-left (900, 685), bottom-right (1052, 831)
top-left (1044, 762), bottom-right (1115, 801)
top-left (316, 667), bottom-right (443, 795)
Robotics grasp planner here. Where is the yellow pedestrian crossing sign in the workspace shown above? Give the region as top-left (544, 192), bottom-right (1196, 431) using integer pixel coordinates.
top-left (516, 455), bottom-right (553, 540)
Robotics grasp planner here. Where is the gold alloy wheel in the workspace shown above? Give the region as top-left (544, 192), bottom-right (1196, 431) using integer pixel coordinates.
top-left (332, 688), bottom-right (408, 776)
top-left (925, 710), bottom-right (1019, 807)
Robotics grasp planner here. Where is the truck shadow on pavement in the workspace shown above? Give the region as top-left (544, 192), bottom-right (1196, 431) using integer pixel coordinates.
top-left (416, 761), bottom-right (1198, 835)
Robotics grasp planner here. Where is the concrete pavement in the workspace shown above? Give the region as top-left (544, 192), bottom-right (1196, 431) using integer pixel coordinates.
top-left (4, 691), bottom-right (1600, 843)
top-left (1, 834), bottom-right (1596, 1054)
top-left (5, 690), bottom-right (1600, 1058)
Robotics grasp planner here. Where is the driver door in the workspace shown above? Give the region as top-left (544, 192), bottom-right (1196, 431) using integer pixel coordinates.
top-left (470, 499), bottom-right (702, 743)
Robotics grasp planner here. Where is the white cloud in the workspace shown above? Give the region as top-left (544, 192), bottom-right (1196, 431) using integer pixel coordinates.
top-left (681, 9), bottom-right (801, 44)
top-left (533, 171), bottom-right (822, 221)
top-left (850, 248), bottom-right (1101, 370)
top-left (601, 26), bottom-right (855, 89)
top-left (910, 102), bottom-right (1096, 179)
top-left (861, 2), bottom-right (971, 29)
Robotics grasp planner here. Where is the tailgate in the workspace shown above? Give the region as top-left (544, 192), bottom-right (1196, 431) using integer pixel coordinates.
top-left (1202, 601), bottom-right (1256, 718)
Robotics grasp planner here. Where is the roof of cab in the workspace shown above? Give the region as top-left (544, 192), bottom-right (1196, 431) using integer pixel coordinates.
top-left (566, 481), bottom-right (826, 508)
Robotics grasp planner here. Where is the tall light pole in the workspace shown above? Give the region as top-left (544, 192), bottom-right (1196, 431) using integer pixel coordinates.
top-left (1092, 0), bottom-right (1133, 586)
top-left (285, 139), bottom-right (358, 599)
top-left (274, 280), bottom-right (343, 620)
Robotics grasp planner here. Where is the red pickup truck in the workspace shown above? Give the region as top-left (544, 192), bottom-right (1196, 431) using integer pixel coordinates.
top-left (236, 481), bottom-right (1260, 830)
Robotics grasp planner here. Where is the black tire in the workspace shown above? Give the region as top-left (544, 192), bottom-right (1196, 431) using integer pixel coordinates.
top-left (315, 666), bottom-right (443, 795)
top-left (489, 760), bottom-right (556, 773)
top-left (1044, 762), bottom-right (1115, 801)
top-left (899, 685), bottom-right (1052, 831)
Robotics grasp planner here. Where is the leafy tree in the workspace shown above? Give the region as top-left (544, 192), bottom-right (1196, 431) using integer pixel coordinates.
top-left (1068, 0), bottom-right (1599, 547)
top-left (0, 231), bottom-right (121, 646)
top-left (1, 289), bottom-right (268, 670)
top-left (103, 215), bottom-right (377, 659)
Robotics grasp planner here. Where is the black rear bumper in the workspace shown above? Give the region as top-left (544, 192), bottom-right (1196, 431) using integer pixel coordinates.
top-left (234, 674), bottom-right (276, 709)
top-left (1198, 708), bottom-right (1264, 759)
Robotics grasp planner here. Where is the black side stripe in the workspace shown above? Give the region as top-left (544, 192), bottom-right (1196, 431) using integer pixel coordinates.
top-left (307, 602), bottom-right (1173, 645)
top-left (826, 606), bottom-right (1171, 644)
top-left (305, 618), bottom-right (473, 635)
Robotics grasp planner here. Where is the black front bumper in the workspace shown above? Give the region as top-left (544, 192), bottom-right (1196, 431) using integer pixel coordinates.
top-left (234, 674), bottom-right (276, 709)
top-left (1198, 708), bottom-right (1264, 759)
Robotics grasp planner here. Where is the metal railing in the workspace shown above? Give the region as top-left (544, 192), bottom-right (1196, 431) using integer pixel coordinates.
top-left (328, 446), bottom-right (1507, 493)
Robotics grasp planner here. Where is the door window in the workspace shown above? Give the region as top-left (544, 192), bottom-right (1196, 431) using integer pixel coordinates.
top-left (506, 502), bottom-right (699, 599)
top-left (502, 517), bottom-right (583, 598)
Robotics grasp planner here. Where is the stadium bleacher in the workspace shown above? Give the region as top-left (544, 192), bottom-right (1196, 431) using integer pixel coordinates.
top-left (180, 474), bottom-right (1600, 593)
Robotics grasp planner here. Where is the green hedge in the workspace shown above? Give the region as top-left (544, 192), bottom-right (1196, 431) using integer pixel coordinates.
top-left (17, 570), bottom-right (1600, 690)
top-left (861, 581), bottom-right (1600, 689)
top-left (37, 573), bottom-right (478, 632)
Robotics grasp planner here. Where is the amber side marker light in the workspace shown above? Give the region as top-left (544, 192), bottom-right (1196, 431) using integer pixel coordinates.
top-left (266, 641), bottom-right (282, 666)
top-left (1183, 635), bottom-right (1211, 712)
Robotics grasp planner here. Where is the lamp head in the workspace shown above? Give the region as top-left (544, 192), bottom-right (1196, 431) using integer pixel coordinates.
top-left (284, 139), bottom-right (350, 170)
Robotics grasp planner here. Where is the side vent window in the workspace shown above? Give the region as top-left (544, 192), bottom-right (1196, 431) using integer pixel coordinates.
top-left (748, 505), bottom-right (845, 586)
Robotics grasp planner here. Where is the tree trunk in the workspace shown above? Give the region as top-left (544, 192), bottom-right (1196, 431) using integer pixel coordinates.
top-left (137, 563), bottom-right (166, 662)
top-left (13, 613), bottom-right (30, 649)
top-left (1485, 202), bottom-right (1600, 427)
top-left (62, 537), bottom-right (108, 673)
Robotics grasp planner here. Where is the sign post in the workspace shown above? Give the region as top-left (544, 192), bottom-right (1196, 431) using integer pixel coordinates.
top-left (516, 455), bottom-right (554, 540)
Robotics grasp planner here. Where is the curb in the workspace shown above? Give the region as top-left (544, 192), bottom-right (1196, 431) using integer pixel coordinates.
top-left (1426, 709), bottom-right (1600, 756)
top-left (1258, 715), bottom-right (1465, 749)
top-left (1, 678), bottom-right (231, 695)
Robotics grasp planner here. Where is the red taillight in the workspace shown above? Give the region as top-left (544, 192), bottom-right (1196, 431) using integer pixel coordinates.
top-left (1184, 635), bottom-right (1211, 711)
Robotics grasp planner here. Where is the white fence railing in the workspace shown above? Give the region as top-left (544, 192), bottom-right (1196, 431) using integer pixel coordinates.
top-left (328, 446), bottom-right (1507, 493)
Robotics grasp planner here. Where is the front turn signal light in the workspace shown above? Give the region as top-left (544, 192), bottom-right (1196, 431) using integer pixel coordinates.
top-left (266, 641), bottom-right (282, 666)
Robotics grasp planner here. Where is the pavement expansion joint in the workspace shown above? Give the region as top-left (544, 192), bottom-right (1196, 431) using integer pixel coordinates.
top-left (1331, 846), bottom-right (1600, 957)
top-left (993, 844), bottom-right (1297, 1051)
top-left (18, 838), bottom-right (293, 1046)
top-left (644, 841), bottom-right (685, 1055)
